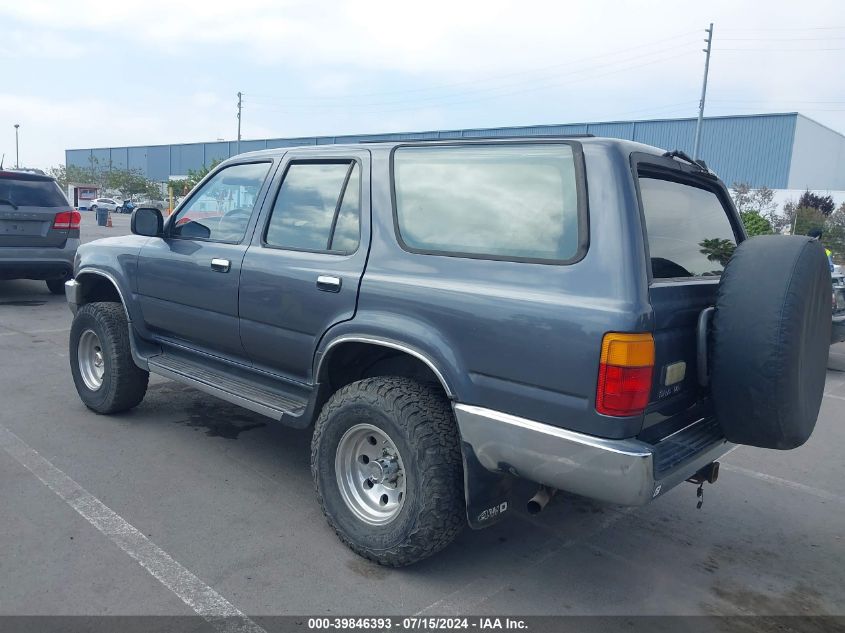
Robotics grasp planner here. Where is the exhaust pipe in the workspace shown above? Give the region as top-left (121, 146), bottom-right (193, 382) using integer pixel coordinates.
top-left (527, 486), bottom-right (556, 514)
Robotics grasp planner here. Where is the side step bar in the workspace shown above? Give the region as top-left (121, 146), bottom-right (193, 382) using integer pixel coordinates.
top-left (148, 354), bottom-right (308, 421)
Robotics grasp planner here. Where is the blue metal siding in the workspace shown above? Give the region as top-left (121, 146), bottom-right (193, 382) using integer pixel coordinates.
top-left (146, 146), bottom-right (170, 181)
top-left (127, 147), bottom-right (147, 173)
top-left (66, 113), bottom-right (823, 189)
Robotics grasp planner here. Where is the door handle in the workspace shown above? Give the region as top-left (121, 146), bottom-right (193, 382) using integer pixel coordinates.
top-left (316, 275), bottom-right (341, 292)
top-left (211, 258), bottom-right (231, 273)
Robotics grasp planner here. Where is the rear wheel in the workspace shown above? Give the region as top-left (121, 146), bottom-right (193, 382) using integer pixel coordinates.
top-left (69, 302), bottom-right (149, 414)
top-left (311, 377), bottom-right (465, 566)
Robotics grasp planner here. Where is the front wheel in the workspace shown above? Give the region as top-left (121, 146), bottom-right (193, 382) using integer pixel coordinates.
top-left (311, 377), bottom-right (465, 566)
top-left (69, 302), bottom-right (149, 414)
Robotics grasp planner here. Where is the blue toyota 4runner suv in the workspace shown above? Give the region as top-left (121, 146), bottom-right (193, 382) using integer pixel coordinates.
top-left (65, 138), bottom-right (832, 566)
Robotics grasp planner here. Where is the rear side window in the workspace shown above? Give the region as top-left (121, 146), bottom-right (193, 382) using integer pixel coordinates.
top-left (264, 161), bottom-right (360, 254)
top-left (393, 144), bottom-right (581, 262)
top-left (0, 178), bottom-right (67, 207)
top-left (639, 177), bottom-right (737, 279)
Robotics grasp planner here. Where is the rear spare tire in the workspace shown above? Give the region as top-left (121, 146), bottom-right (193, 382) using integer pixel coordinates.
top-left (711, 235), bottom-right (831, 449)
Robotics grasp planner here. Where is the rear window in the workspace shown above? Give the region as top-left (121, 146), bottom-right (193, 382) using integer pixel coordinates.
top-left (639, 176), bottom-right (737, 279)
top-left (0, 177), bottom-right (68, 207)
top-left (393, 144), bottom-right (581, 262)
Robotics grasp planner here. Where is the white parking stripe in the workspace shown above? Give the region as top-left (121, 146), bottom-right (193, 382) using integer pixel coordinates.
top-left (0, 424), bottom-right (266, 633)
top-left (721, 463), bottom-right (845, 505)
top-left (824, 392), bottom-right (845, 402)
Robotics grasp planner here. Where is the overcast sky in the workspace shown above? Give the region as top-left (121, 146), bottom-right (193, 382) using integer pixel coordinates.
top-left (2, 0), bottom-right (844, 169)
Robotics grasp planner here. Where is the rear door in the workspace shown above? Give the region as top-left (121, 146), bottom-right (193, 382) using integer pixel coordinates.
top-left (633, 156), bottom-right (743, 435)
top-left (0, 172), bottom-right (72, 248)
top-left (238, 149), bottom-right (370, 383)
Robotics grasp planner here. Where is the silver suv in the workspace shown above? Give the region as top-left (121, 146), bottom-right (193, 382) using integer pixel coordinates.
top-left (0, 169), bottom-right (80, 294)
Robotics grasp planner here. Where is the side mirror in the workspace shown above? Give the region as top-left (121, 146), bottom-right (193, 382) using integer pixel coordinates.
top-left (131, 207), bottom-right (164, 237)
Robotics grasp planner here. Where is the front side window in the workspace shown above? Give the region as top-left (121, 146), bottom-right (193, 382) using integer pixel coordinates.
top-left (639, 176), bottom-right (737, 279)
top-left (393, 144), bottom-right (581, 262)
top-left (264, 161), bottom-right (360, 253)
top-left (170, 162), bottom-right (271, 242)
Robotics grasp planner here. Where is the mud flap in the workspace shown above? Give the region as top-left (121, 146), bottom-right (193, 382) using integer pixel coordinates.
top-left (461, 441), bottom-right (515, 529)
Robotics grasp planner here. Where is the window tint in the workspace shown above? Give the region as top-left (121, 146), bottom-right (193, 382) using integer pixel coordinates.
top-left (639, 176), bottom-right (737, 279)
top-left (0, 178), bottom-right (68, 207)
top-left (170, 162), bottom-right (270, 242)
top-left (265, 162), bottom-right (360, 253)
top-left (393, 144), bottom-right (580, 262)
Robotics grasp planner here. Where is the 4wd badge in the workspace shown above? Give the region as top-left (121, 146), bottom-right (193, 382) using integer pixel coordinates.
top-left (478, 502), bottom-right (509, 523)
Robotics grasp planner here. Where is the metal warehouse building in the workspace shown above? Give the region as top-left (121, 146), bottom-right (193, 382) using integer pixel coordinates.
top-left (66, 112), bottom-right (845, 190)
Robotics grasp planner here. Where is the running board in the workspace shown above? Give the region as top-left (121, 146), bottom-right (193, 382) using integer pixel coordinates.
top-left (147, 354), bottom-right (308, 421)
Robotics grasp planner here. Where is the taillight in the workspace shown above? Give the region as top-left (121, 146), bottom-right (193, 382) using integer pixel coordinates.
top-left (596, 332), bottom-right (655, 417)
top-left (53, 210), bottom-right (81, 230)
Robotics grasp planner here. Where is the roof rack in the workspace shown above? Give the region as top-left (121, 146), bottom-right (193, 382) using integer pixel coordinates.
top-left (358, 134), bottom-right (595, 144)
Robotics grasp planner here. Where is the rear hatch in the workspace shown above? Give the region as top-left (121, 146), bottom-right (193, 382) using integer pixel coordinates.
top-left (0, 171), bottom-right (73, 248)
top-left (632, 154), bottom-right (743, 470)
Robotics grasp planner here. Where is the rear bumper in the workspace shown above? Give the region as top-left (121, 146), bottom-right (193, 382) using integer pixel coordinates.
top-left (65, 278), bottom-right (81, 314)
top-left (0, 240), bottom-right (78, 280)
top-left (454, 404), bottom-right (733, 506)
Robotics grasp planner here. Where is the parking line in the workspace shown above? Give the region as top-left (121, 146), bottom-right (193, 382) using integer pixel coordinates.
top-left (0, 424), bottom-right (266, 633)
top-left (824, 392), bottom-right (845, 402)
top-left (721, 463), bottom-right (845, 505)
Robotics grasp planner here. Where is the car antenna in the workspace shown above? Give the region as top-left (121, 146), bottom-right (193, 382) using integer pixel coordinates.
top-left (0, 153), bottom-right (4, 169)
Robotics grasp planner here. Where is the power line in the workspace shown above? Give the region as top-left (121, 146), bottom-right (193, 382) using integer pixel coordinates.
top-left (246, 30), bottom-right (700, 104)
top-left (248, 46), bottom-right (700, 113)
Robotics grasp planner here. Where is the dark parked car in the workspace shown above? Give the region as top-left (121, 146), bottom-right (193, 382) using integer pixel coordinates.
top-left (65, 138), bottom-right (831, 566)
top-left (0, 169), bottom-right (80, 294)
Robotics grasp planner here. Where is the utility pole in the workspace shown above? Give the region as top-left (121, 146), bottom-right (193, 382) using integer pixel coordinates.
top-left (14, 124), bottom-right (20, 168)
top-left (692, 23), bottom-right (714, 160)
top-left (236, 92), bottom-right (242, 155)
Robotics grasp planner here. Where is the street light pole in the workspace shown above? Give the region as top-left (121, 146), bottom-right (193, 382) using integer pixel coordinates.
top-left (14, 124), bottom-right (20, 168)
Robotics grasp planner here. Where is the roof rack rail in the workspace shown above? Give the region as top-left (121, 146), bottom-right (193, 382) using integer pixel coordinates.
top-left (358, 134), bottom-right (595, 144)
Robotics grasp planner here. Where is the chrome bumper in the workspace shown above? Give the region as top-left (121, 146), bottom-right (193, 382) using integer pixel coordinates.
top-left (454, 404), bottom-right (732, 506)
top-left (65, 278), bottom-right (81, 314)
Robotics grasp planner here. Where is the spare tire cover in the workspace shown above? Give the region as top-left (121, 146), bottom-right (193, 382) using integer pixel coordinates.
top-left (711, 235), bottom-right (831, 449)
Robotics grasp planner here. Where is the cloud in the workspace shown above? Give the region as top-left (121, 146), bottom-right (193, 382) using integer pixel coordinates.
top-left (1, 0), bottom-right (843, 168)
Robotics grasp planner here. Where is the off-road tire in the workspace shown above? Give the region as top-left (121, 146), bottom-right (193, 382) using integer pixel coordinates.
top-left (711, 235), bottom-right (831, 449)
top-left (46, 278), bottom-right (67, 295)
top-left (311, 377), bottom-right (465, 566)
top-left (69, 302), bottom-right (149, 414)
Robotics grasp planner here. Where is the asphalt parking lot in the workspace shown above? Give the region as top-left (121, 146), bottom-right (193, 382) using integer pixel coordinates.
top-left (1, 212), bottom-right (844, 623)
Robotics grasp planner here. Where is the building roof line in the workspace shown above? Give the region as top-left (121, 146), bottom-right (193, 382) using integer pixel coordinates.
top-left (66, 112), bottom-right (810, 154)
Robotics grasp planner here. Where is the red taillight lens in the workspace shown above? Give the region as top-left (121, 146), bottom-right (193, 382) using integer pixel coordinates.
top-left (596, 333), bottom-right (655, 417)
top-left (53, 210), bottom-right (81, 230)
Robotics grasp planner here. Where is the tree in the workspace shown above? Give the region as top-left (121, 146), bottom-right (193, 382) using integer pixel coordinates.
top-left (740, 211), bottom-right (773, 237)
top-left (699, 237), bottom-right (736, 268)
top-left (793, 206), bottom-right (827, 237)
top-left (46, 164), bottom-right (99, 190)
top-left (797, 190), bottom-right (835, 216)
top-left (169, 158), bottom-right (224, 197)
top-left (731, 182), bottom-right (781, 230)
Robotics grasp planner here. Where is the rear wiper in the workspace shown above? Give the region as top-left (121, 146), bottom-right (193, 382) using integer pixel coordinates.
top-left (0, 198), bottom-right (19, 209)
top-left (662, 150), bottom-right (714, 175)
